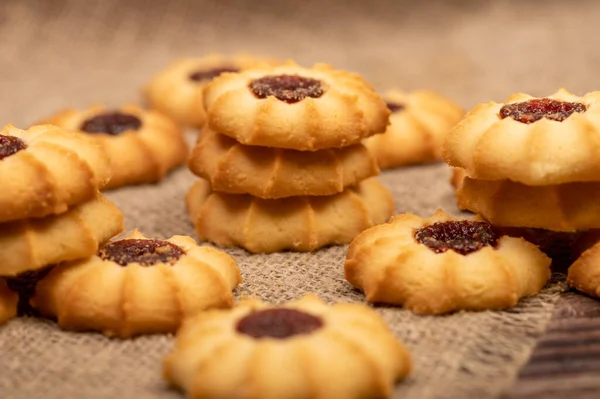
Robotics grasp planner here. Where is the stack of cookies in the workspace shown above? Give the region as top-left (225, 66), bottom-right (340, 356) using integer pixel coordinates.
top-left (443, 89), bottom-right (600, 257)
top-left (186, 62), bottom-right (395, 253)
top-left (0, 124), bottom-right (124, 324)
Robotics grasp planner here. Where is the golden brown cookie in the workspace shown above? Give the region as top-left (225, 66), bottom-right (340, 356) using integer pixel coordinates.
top-left (568, 241), bottom-right (600, 298)
top-left (188, 126), bottom-right (380, 198)
top-left (0, 193), bottom-right (123, 276)
top-left (450, 167), bottom-right (467, 191)
top-left (164, 295), bottom-right (411, 399)
top-left (364, 90), bottom-right (463, 169)
top-left (203, 61), bottom-right (390, 151)
top-left (186, 177), bottom-right (394, 253)
top-left (443, 89), bottom-right (600, 185)
top-left (0, 124), bottom-right (111, 223)
top-left (345, 210), bottom-right (551, 314)
top-left (32, 230), bottom-right (241, 338)
top-left (39, 105), bottom-right (188, 189)
top-left (457, 177), bottom-right (600, 231)
top-left (144, 54), bottom-right (279, 128)
top-left (0, 279), bottom-right (18, 325)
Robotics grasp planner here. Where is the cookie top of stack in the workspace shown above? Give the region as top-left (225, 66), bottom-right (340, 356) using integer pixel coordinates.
top-left (203, 61), bottom-right (390, 151)
top-left (443, 89), bottom-right (600, 186)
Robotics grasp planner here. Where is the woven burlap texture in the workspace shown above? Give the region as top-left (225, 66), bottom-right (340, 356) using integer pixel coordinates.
top-left (1, 0), bottom-right (589, 397)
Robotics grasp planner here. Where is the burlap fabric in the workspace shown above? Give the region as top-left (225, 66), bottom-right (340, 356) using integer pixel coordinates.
top-left (0, 0), bottom-right (590, 397)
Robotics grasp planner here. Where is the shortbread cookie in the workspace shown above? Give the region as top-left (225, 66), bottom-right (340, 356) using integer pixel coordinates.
top-left (498, 227), bottom-right (583, 262)
top-left (568, 241), bottom-right (600, 298)
top-left (145, 54), bottom-right (279, 128)
top-left (450, 167), bottom-right (466, 191)
top-left (0, 279), bottom-right (18, 325)
top-left (164, 295), bottom-right (411, 399)
top-left (39, 105), bottom-right (188, 189)
top-left (443, 89), bottom-right (600, 185)
top-left (203, 61), bottom-right (390, 151)
top-left (0, 124), bottom-right (111, 223)
top-left (345, 210), bottom-right (551, 314)
top-left (0, 193), bottom-right (123, 276)
top-left (364, 90), bottom-right (463, 169)
top-left (458, 177), bottom-right (600, 231)
top-left (32, 230), bottom-right (241, 338)
top-left (188, 127), bottom-right (380, 198)
top-left (186, 178), bottom-right (394, 253)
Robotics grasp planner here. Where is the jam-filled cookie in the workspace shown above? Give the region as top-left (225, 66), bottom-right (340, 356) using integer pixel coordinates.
top-left (188, 126), bottom-right (380, 198)
top-left (443, 89), bottom-right (600, 185)
top-left (164, 295), bottom-right (411, 399)
top-left (345, 210), bottom-right (550, 314)
top-left (0, 124), bottom-right (111, 223)
top-left (568, 241), bottom-right (600, 299)
top-left (186, 178), bottom-right (394, 253)
top-left (32, 230), bottom-right (241, 338)
top-left (364, 90), bottom-right (463, 169)
top-left (40, 105), bottom-right (188, 189)
top-left (457, 177), bottom-right (600, 231)
top-left (0, 193), bottom-right (123, 276)
top-left (0, 279), bottom-right (18, 325)
top-left (203, 61), bottom-right (390, 151)
top-left (145, 54), bottom-right (279, 128)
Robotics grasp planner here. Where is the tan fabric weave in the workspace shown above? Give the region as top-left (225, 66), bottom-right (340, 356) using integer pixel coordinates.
top-left (0, 0), bottom-right (586, 397)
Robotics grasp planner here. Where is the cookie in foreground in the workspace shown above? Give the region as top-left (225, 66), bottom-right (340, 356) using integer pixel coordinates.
top-left (188, 126), bottom-right (379, 198)
top-left (345, 210), bottom-right (551, 314)
top-left (31, 230), bottom-right (241, 338)
top-left (0, 193), bottom-right (123, 276)
top-left (39, 105), bottom-right (188, 189)
top-left (164, 295), bottom-right (411, 399)
top-left (364, 89), bottom-right (463, 169)
top-left (144, 54), bottom-right (279, 128)
top-left (0, 279), bottom-right (18, 325)
top-left (443, 89), bottom-right (600, 185)
top-left (186, 177), bottom-right (394, 253)
top-left (0, 124), bottom-right (112, 222)
top-left (203, 61), bottom-right (390, 150)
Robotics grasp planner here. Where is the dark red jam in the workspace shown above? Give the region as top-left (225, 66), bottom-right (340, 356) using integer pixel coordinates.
top-left (499, 99), bottom-right (586, 124)
top-left (386, 101), bottom-right (405, 113)
top-left (415, 220), bottom-right (500, 255)
top-left (80, 112), bottom-right (142, 135)
top-left (98, 239), bottom-right (185, 266)
top-left (6, 267), bottom-right (53, 316)
top-left (236, 308), bottom-right (324, 339)
top-left (189, 67), bottom-right (239, 82)
top-left (249, 75), bottom-right (325, 104)
top-left (0, 134), bottom-right (26, 160)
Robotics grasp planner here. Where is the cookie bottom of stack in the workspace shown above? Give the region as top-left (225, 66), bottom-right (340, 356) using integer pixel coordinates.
top-left (186, 178), bottom-right (394, 253)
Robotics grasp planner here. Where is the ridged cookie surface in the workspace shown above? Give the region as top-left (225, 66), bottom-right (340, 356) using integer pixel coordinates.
top-left (189, 127), bottom-right (379, 198)
top-left (0, 193), bottom-right (123, 276)
top-left (32, 230), bottom-right (241, 338)
top-left (186, 177), bottom-right (394, 253)
top-left (164, 295), bottom-right (411, 399)
top-left (0, 124), bottom-right (112, 222)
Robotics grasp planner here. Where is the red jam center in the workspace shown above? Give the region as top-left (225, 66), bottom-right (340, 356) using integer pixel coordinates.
top-left (386, 101), bottom-right (405, 113)
top-left (98, 239), bottom-right (184, 266)
top-left (189, 66), bottom-right (239, 82)
top-left (6, 267), bottom-right (53, 316)
top-left (236, 308), bottom-right (324, 339)
top-left (80, 112), bottom-right (142, 135)
top-left (415, 220), bottom-right (500, 255)
top-left (0, 134), bottom-right (26, 160)
top-left (249, 75), bottom-right (325, 104)
top-left (499, 99), bottom-right (587, 124)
